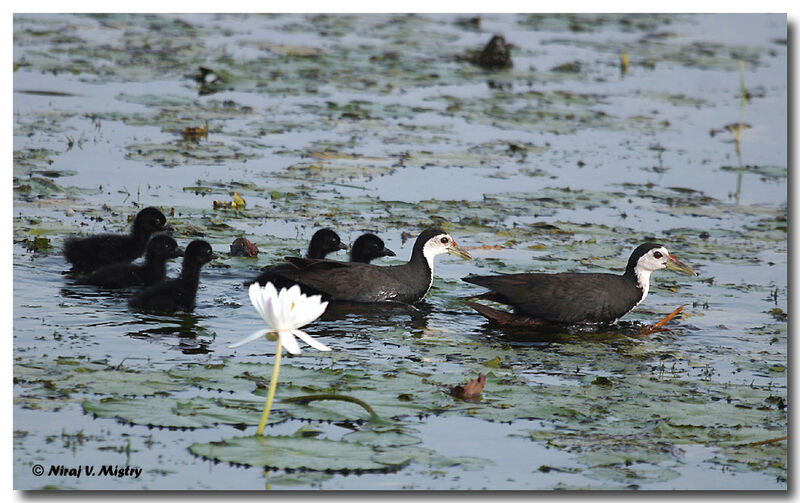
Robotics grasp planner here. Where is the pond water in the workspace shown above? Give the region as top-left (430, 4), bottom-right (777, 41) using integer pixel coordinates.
top-left (13, 13), bottom-right (786, 490)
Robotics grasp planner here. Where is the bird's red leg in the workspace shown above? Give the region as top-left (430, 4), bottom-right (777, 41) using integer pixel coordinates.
top-left (639, 304), bottom-right (687, 336)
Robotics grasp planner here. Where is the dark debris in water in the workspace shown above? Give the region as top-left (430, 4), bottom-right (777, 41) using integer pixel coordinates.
top-left (472, 35), bottom-right (513, 69)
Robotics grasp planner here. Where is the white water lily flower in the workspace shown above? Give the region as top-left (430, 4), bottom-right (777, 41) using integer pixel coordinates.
top-left (230, 282), bottom-right (330, 355)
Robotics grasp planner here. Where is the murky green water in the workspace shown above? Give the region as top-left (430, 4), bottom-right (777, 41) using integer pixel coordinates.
top-left (13, 13), bottom-right (786, 490)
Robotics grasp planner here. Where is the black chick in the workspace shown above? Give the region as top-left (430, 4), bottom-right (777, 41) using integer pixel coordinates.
top-left (349, 233), bottom-right (395, 263)
top-left (244, 228), bottom-right (347, 288)
top-left (83, 235), bottom-right (184, 288)
top-left (304, 228), bottom-right (348, 259)
top-left (64, 207), bottom-right (168, 272)
top-left (129, 240), bottom-right (216, 312)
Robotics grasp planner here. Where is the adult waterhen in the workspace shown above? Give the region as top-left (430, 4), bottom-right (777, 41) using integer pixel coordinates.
top-left (463, 243), bottom-right (696, 325)
top-left (269, 228), bottom-right (472, 304)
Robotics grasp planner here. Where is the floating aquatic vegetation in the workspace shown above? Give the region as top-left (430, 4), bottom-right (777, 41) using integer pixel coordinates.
top-left (14, 357), bottom-right (186, 396)
top-left (125, 140), bottom-right (260, 167)
top-left (519, 13), bottom-right (680, 33)
top-left (16, 235), bottom-right (54, 253)
top-left (189, 435), bottom-right (409, 472)
top-left (720, 164), bottom-right (787, 181)
top-left (213, 192), bottom-right (246, 210)
top-left (83, 396), bottom-right (283, 429)
top-left (425, 91), bottom-right (643, 135)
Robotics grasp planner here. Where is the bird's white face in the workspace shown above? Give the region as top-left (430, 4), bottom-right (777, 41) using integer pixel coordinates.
top-left (423, 233), bottom-right (455, 258)
top-left (631, 244), bottom-right (696, 306)
top-left (421, 233), bottom-right (473, 271)
top-left (635, 246), bottom-right (671, 273)
top-left (631, 246), bottom-right (671, 306)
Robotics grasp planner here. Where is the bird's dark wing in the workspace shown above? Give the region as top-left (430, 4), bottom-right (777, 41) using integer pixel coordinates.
top-left (84, 264), bottom-right (144, 288)
top-left (283, 257), bottom-right (351, 270)
top-left (129, 280), bottom-right (188, 312)
top-left (64, 234), bottom-right (141, 271)
top-left (275, 260), bottom-right (407, 303)
top-left (246, 262), bottom-right (300, 289)
top-left (464, 273), bottom-right (640, 323)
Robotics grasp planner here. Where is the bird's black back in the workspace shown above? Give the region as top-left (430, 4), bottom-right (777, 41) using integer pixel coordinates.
top-left (275, 257), bottom-right (431, 303)
top-left (64, 207), bottom-right (167, 271)
top-left (84, 235), bottom-right (182, 288)
top-left (464, 272), bottom-right (643, 323)
top-left (244, 229), bottom-right (346, 288)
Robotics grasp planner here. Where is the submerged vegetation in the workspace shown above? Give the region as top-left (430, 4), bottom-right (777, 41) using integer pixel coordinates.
top-left (13, 13), bottom-right (786, 490)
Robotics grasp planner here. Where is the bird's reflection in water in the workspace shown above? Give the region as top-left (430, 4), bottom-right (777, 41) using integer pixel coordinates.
top-left (126, 313), bottom-right (214, 354)
top-left (472, 316), bottom-right (646, 345)
top-left (313, 300), bottom-right (431, 338)
top-left (59, 284), bottom-right (132, 303)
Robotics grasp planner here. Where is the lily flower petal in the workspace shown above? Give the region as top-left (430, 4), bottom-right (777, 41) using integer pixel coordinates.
top-left (278, 331), bottom-right (302, 355)
top-left (292, 298), bottom-right (328, 328)
top-left (265, 293), bottom-right (280, 329)
top-left (283, 284), bottom-right (303, 322)
top-left (291, 329), bottom-right (331, 352)
top-left (248, 282), bottom-right (269, 323)
top-left (264, 282), bottom-right (281, 326)
top-left (229, 328), bottom-right (271, 349)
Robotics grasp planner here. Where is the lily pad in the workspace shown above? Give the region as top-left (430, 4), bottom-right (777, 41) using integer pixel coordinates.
top-left (189, 435), bottom-right (409, 472)
top-left (60, 369), bottom-right (186, 396)
top-left (82, 396), bottom-right (283, 429)
top-left (371, 445), bottom-right (492, 471)
top-left (13, 358), bottom-right (184, 397)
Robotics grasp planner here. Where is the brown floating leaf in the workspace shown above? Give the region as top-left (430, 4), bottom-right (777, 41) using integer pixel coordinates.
top-left (230, 237), bottom-right (259, 257)
top-left (448, 373), bottom-right (486, 402)
top-left (181, 121), bottom-right (209, 141)
top-left (639, 304), bottom-right (687, 336)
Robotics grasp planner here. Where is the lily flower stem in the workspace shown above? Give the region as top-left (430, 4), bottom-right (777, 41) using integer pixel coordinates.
top-left (257, 339), bottom-right (282, 436)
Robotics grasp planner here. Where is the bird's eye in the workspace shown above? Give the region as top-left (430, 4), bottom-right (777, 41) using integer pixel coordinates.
top-left (440, 237), bottom-right (449, 244)
top-left (653, 251), bottom-right (663, 259)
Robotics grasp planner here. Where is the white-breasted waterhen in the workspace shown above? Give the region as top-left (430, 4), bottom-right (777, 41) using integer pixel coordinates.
top-left (463, 243), bottom-right (696, 325)
top-left (271, 228), bottom-right (473, 304)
